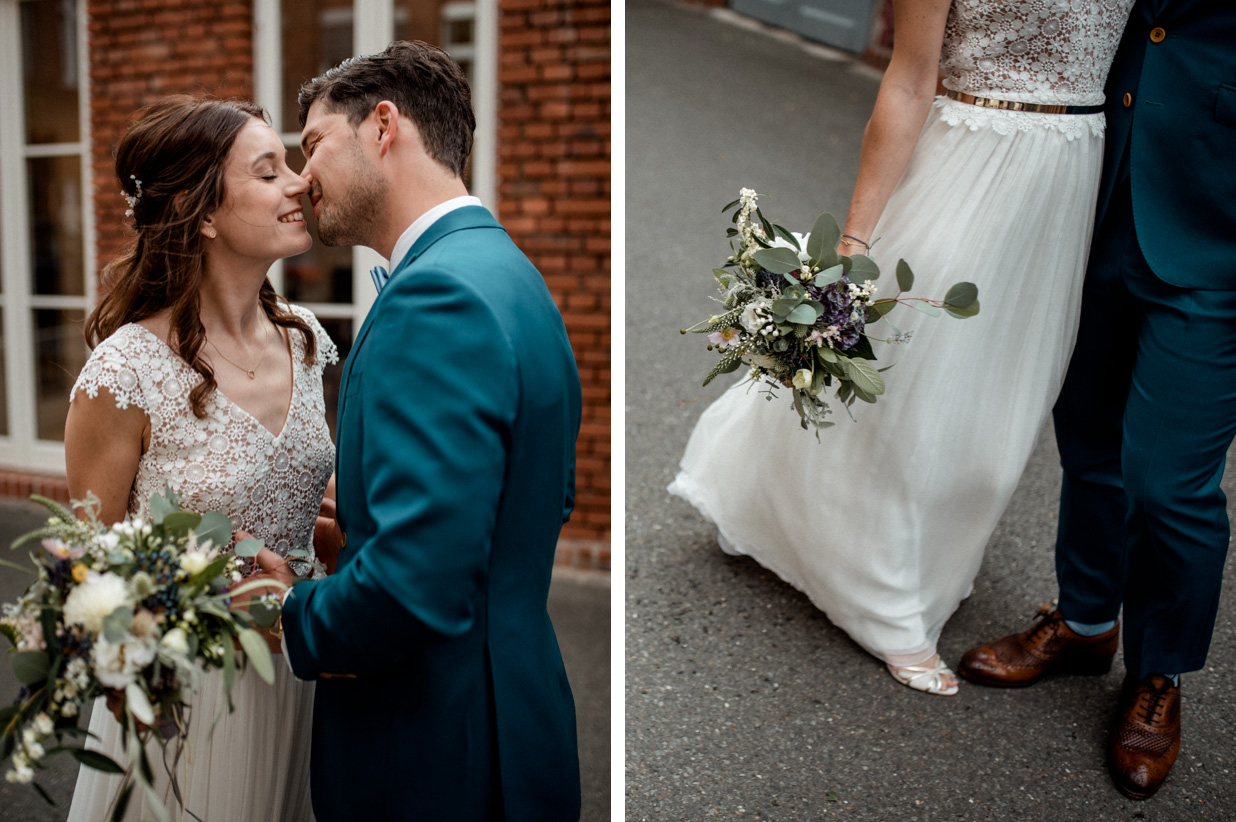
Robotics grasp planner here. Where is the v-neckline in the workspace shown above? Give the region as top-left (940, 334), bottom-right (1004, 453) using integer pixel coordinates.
top-left (131, 323), bottom-right (297, 441)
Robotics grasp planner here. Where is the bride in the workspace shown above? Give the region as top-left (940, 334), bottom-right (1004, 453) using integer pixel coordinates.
top-left (64, 96), bottom-right (335, 819)
top-left (670, 0), bottom-right (1135, 694)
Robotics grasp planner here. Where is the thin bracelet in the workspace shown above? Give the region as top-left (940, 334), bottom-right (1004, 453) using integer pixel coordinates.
top-left (840, 233), bottom-right (871, 252)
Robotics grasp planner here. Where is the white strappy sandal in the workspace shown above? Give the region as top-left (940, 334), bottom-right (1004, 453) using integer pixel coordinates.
top-left (886, 654), bottom-right (960, 696)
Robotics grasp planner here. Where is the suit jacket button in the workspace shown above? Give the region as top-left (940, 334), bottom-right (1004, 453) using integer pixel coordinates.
top-left (1149, 27), bottom-right (1166, 43)
top-left (1123, 92), bottom-right (1133, 108)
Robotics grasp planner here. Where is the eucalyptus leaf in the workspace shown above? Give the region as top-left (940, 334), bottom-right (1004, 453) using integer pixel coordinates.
top-left (102, 606), bottom-right (134, 644)
top-left (771, 297), bottom-right (800, 318)
top-left (193, 513), bottom-right (233, 552)
top-left (0, 705), bottom-right (18, 731)
top-left (813, 264), bottom-right (845, 287)
top-left (753, 246), bottom-right (803, 275)
top-left (810, 367), bottom-right (828, 396)
top-left (845, 357), bottom-right (886, 397)
top-left (867, 300), bottom-right (897, 322)
top-left (147, 491), bottom-right (176, 526)
top-left (0, 620), bottom-right (18, 647)
top-left (70, 748), bottom-right (126, 774)
top-left (233, 537), bottom-right (264, 558)
top-left (911, 301), bottom-right (943, 317)
top-left (945, 299), bottom-right (981, 319)
top-left (125, 682), bottom-right (155, 726)
top-left (248, 600), bottom-right (280, 631)
top-left (160, 511), bottom-right (201, 538)
top-left (943, 281), bottom-right (979, 308)
top-left (11, 651), bottom-right (50, 686)
top-left (851, 384), bottom-right (878, 404)
top-left (786, 303), bottom-right (822, 325)
top-left (896, 259), bottom-right (915, 293)
top-left (847, 255), bottom-right (880, 282)
top-left (816, 346), bottom-right (839, 364)
top-left (238, 629), bottom-right (276, 685)
top-left (806, 212), bottom-right (841, 263)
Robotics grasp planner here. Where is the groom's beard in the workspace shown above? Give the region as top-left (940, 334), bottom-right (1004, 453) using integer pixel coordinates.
top-left (315, 150), bottom-right (385, 249)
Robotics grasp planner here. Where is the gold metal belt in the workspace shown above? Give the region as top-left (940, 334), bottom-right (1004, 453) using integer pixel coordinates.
top-left (945, 89), bottom-right (1104, 116)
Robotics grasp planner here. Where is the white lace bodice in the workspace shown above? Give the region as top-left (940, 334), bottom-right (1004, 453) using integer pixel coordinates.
top-left (937, 0), bottom-right (1135, 138)
top-left (71, 305), bottom-right (338, 561)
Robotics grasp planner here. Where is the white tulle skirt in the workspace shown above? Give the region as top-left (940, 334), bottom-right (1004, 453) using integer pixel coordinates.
top-left (66, 663), bottom-right (315, 822)
top-left (669, 98), bottom-right (1105, 665)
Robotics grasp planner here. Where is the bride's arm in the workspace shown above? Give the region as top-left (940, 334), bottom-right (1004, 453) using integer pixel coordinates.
top-left (839, 0), bottom-right (953, 254)
top-left (64, 389), bottom-right (148, 524)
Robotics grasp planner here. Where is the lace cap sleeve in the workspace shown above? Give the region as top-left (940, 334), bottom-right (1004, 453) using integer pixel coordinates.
top-left (70, 326), bottom-right (154, 414)
top-left (287, 303), bottom-right (339, 368)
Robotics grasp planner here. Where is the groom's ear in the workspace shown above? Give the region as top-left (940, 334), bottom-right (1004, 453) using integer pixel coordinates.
top-left (373, 101), bottom-right (400, 157)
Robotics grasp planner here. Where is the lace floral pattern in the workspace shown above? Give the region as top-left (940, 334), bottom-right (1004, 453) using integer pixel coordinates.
top-left (71, 304), bottom-right (338, 561)
top-left (940, 0), bottom-right (1136, 107)
top-left (936, 97), bottom-right (1105, 140)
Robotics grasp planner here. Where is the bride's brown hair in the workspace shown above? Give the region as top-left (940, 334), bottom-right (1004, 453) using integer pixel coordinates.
top-left (85, 95), bottom-right (317, 418)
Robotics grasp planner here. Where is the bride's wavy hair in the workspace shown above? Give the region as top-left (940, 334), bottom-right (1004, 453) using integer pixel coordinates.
top-left (85, 95), bottom-right (317, 419)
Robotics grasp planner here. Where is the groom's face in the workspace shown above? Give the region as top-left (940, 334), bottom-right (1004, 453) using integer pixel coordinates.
top-left (300, 101), bottom-right (386, 248)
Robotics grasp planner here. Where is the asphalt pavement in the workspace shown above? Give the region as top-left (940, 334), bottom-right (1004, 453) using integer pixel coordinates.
top-left (0, 498), bottom-right (610, 821)
top-left (625, 1), bottom-right (1236, 819)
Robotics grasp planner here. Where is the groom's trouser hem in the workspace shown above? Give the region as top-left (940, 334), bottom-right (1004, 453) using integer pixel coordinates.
top-left (1052, 178), bottom-right (1236, 680)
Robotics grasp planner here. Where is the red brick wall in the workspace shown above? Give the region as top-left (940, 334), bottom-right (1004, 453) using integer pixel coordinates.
top-left (88, 0), bottom-right (254, 271)
top-left (498, 0), bottom-right (610, 544)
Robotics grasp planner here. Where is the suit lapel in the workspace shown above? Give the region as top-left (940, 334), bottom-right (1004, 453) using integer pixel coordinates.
top-left (345, 206), bottom-right (502, 359)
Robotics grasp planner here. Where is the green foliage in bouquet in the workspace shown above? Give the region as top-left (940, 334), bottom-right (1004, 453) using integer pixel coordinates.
top-left (0, 489), bottom-right (307, 821)
top-left (684, 189), bottom-right (980, 433)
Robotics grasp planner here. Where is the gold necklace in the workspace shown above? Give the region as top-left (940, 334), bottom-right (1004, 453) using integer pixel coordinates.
top-left (207, 321), bottom-right (270, 380)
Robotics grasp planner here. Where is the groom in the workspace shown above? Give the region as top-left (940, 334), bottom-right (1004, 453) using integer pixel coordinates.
top-left (959, 0), bottom-right (1236, 801)
top-left (271, 41), bottom-right (582, 819)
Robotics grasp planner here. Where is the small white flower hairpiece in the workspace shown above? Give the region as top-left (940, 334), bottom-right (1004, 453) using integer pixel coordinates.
top-left (122, 173), bottom-right (143, 217)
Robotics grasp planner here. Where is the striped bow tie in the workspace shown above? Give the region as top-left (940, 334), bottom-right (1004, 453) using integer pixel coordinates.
top-left (369, 265), bottom-right (391, 293)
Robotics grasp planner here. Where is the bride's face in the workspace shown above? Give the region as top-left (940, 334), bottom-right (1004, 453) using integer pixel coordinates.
top-left (205, 119), bottom-right (312, 263)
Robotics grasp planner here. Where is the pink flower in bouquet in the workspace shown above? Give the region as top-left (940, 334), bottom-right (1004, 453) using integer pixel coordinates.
top-left (708, 327), bottom-right (740, 349)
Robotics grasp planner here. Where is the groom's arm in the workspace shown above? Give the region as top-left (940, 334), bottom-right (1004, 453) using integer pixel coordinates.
top-left (281, 266), bottom-right (517, 679)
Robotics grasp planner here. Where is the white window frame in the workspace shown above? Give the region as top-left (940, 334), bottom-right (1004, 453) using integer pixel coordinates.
top-left (253, 0), bottom-right (497, 327)
top-left (0, 0), bottom-right (93, 475)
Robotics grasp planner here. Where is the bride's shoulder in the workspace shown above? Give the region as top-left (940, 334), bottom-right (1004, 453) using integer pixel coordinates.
top-left (74, 324), bottom-right (166, 411)
top-left (282, 302), bottom-right (339, 366)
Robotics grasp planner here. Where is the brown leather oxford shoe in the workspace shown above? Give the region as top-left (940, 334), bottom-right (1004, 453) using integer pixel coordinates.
top-left (958, 603), bottom-right (1119, 687)
top-left (1109, 674), bottom-right (1181, 800)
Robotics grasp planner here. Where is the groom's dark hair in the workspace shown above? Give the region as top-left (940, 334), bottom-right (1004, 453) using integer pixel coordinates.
top-left (298, 40), bottom-right (475, 178)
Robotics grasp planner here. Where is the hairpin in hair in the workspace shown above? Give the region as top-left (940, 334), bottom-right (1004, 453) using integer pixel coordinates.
top-left (122, 174), bottom-right (143, 217)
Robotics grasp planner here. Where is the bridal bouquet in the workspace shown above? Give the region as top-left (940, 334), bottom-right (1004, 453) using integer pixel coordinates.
top-left (684, 189), bottom-right (980, 432)
top-left (0, 490), bottom-right (293, 819)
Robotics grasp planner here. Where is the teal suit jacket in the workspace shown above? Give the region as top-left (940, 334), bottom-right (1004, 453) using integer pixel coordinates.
top-left (1097, 0), bottom-right (1236, 289)
top-left (282, 206), bottom-right (583, 820)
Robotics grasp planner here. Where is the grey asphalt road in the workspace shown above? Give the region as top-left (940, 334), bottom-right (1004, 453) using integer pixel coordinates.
top-left (626, 1), bottom-right (1236, 820)
top-left (0, 498), bottom-right (609, 821)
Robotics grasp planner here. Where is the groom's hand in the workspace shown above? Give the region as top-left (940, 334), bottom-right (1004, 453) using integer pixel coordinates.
top-left (229, 537), bottom-right (297, 654)
top-left (313, 497), bottom-right (344, 575)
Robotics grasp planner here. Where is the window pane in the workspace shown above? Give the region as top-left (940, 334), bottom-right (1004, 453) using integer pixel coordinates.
top-left (0, 311), bottom-right (7, 437)
top-left (21, 0), bottom-right (80, 145)
top-left (282, 151), bottom-right (353, 304)
top-left (314, 315), bottom-right (353, 439)
top-left (281, 0), bottom-right (355, 133)
top-left (34, 309), bottom-right (88, 442)
top-left (28, 156), bottom-right (85, 296)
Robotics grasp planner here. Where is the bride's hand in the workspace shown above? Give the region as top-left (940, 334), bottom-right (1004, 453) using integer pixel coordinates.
top-left (230, 541), bottom-right (296, 654)
top-left (313, 497), bottom-right (344, 576)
